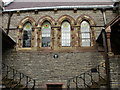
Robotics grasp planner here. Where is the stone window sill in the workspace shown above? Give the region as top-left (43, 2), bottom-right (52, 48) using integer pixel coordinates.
top-left (17, 48), bottom-right (32, 51)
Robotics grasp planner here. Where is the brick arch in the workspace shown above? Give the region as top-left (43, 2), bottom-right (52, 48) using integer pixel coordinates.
top-left (37, 16), bottom-right (55, 27)
top-left (18, 16), bottom-right (36, 28)
top-left (57, 15), bottom-right (75, 25)
top-left (76, 14), bottom-right (96, 26)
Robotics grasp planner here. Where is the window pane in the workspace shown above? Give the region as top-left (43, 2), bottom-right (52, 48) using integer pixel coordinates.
top-left (61, 21), bottom-right (71, 46)
top-left (42, 37), bottom-right (50, 47)
top-left (23, 22), bottom-right (32, 47)
top-left (82, 39), bottom-right (90, 46)
top-left (80, 21), bottom-right (91, 47)
top-left (81, 33), bottom-right (90, 38)
top-left (81, 21), bottom-right (90, 32)
top-left (42, 21), bottom-right (51, 47)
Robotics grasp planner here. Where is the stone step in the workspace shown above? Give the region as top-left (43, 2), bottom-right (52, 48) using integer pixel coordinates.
top-left (90, 77), bottom-right (107, 89)
top-left (2, 78), bottom-right (24, 88)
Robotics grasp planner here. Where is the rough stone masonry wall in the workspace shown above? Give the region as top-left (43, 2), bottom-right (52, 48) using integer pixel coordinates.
top-left (0, 10), bottom-right (2, 87)
top-left (2, 49), bottom-right (105, 88)
top-left (2, 10), bottom-right (117, 41)
top-left (0, 13), bottom-right (2, 28)
top-left (2, 9), bottom-right (118, 88)
top-left (110, 57), bottom-right (120, 89)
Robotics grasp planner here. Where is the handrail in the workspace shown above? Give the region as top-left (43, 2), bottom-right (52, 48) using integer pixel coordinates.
top-left (67, 62), bottom-right (106, 89)
top-left (2, 63), bottom-right (36, 89)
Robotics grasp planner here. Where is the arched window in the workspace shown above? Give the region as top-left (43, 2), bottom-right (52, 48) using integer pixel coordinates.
top-left (61, 21), bottom-right (71, 46)
top-left (23, 22), bottom-right (32, 47)
top-left (41, 21), bottom-right (51, 47)
top-left (80, 21), bottom-right (91, 46)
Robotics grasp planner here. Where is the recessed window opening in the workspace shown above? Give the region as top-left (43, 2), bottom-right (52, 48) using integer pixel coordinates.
top-left (23, 22), bottom-right (32, 47)
top-left (81, 20), bottom-right (91, 47)
top-left (41, 21), bottom-right (51, 47)
top-left (61, 21), bottom-right (71, 46)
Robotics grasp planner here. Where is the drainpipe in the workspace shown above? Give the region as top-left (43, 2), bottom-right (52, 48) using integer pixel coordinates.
top-left (6, 12), bottom-right (13, 34)
top-left (102, 29), bottom-right (111, 90)
top-left (101, 9), bottom-right (107, 26)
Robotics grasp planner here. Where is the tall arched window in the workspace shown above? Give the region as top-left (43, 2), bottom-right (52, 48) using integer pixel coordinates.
top-left (23, 22), bottom-right (32, 47)
top-left (61, 21), bottom-right (71, 46)
top-left (41, 21), bottom-right (51, 47)
top-left (80, 21), bottom-right (91, 46)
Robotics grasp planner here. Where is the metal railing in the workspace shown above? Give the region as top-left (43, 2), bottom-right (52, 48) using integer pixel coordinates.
top-left (67, 62), bottom-right (106, 89)
top-left (2, 63), bottom-right (36, 89)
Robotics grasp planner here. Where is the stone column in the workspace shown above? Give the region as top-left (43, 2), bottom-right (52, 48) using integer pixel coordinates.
top-left (91, 27), bottom-right (96, 47)
top-left (36, 25), bottom-right (41, 49)
top-left (31, 27), bottom-right (37, 50)
top-left (17, 25), bottom-right (23, 48)
top-left (50, 27), bottom-right (54, 50)
top-left (57, 27), bottom-right (61, 49)
top-left (105, 26), bottom-right (114, 56)
top-left (74, 26), bottom-right (80, 50)
top-left (31, 28), bottom-right (34, 49)
top-left (71, 26), bottom-right (75, 48)
top-left (53, 27), bottom-right (58, 50)
top-left (73, 26), bottom-right (79, 49)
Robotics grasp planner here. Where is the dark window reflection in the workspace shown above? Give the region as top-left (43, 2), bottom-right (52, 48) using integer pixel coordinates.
top-left (42, 37), bottom-right (50, 47)
top-left (23, 22), bottom-right (32, 47)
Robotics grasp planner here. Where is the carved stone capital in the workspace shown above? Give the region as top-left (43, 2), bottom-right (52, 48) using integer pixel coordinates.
top-left (105, 26), bottom-right (111, 33)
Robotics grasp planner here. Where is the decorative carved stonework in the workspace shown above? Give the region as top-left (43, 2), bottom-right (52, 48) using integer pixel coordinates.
top-left (105, 26), bottom-right (111, 33)
top-left (17, 15), bottom-right (97, 51)
top-left (38, 16), bottom-right (55, 27)
top-left (57, 15), bottom-right (75, 25)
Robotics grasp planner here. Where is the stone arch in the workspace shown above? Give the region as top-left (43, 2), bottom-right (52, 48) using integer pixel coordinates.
top-left (76, 15), bottom-right (96, 47)
top-left (57, 15), bottom-right (75, 26)
top-left (76, 14), bottom-right (96, 26)
top-left (37, 16), bottom-right (55, 49)
top-left (37, 16), bottom-right (55, 27)
top-left (57, 15), bottom-right (75, 47)
top-left (18, 16), bottom-right (36, 28)
top-left (17, 16), bottom-right (36, 48)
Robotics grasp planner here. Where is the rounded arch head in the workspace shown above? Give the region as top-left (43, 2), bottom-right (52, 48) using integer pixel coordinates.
top-left (76, 15), bottom-right (96, 26)
top-left (18, 16), bottom-right (36, 28)
top-left (57, 15), bottom-right (75, 25)
top-left (37, 16), bottom-right (55, 27)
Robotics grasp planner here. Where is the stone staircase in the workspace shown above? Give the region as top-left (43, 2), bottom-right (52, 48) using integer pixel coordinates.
top-left (2, 63), bottom-right (36, 89)
top-left (67, 62), bottom-right (107, 89)
top-left (3, 49), bottom-right (106, 88)
top-left (90, 77), bottom-right (107, 88)
top-left (2, 78), bottom-right (24, 88)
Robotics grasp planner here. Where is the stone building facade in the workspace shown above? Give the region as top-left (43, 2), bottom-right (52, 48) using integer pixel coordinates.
top-left (2, 0), bottom-right (120, 89)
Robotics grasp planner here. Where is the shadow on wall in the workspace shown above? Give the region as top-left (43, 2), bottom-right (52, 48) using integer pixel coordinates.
top-left (111, 20), bottom-right (120, 55)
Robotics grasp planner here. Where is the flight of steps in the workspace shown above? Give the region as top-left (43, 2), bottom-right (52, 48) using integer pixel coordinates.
top-left (67, 62), bottom-right (107, 89)
top-left (2, 63), bottom-right (36, 89)
top-left (90, 77), bottom-right (107, 89)
top-left (2, 78), bottom-right (24, 88)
